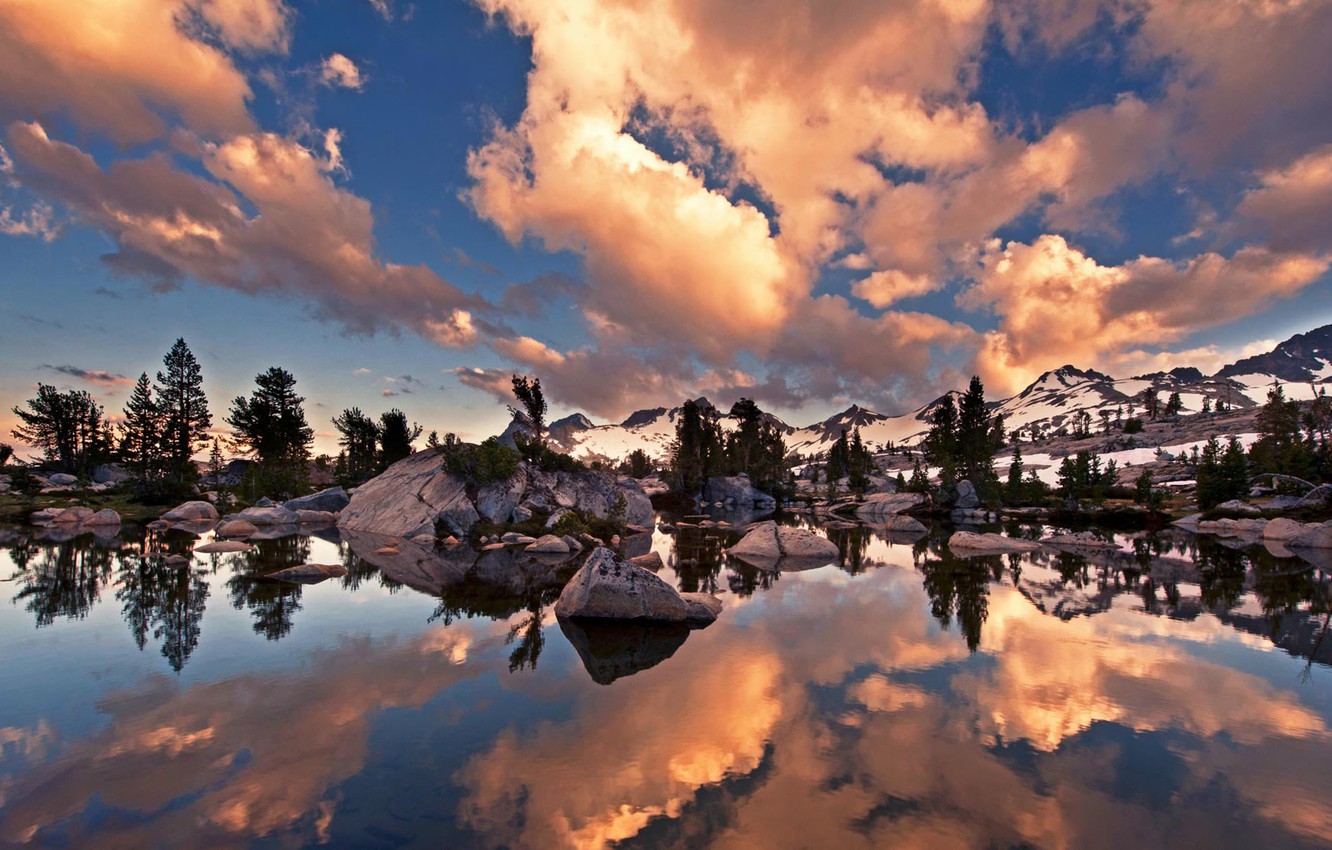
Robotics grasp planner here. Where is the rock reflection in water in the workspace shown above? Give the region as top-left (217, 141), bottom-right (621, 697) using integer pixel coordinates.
top-left (558, 617), bottom-right (691, 685)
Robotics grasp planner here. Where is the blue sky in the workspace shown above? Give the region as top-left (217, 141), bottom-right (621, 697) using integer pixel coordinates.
top-left (2, 0), bottom-right (1330, 455)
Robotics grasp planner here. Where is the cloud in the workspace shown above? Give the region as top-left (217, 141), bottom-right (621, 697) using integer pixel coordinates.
top-left (319, 53), bottom-right (365, 90)
top-left (0, 0), bottom-right (282, 144)
top-left (1234, 145), bottom-right (1332, 254)
top-left (41, 364), bottom-right (135, 388)
top-left (6, 122), bottom-right (486, 345)
top-left (961, 234), bottom-right (1329, 393)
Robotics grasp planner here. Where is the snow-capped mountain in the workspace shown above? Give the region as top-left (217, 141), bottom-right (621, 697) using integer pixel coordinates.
top-left (495, 323), bottom-right (1332, 463)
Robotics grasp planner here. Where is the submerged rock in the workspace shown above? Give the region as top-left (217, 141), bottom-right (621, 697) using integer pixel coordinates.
top-left (949, 531), bottom-right (1042, 554)
top-left (267, 563), bottom-right (348, 583)
top-left (1044, 531), bottom-right (1120, 549)
top-left (195, 540), bottom-right (253, 554)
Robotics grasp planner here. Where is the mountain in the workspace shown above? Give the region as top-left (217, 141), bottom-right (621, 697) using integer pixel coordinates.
top-left (1216, 324), bottom-right (1332, 385)
top-left (500, 412), bottom-right (596, 452)
top-left (494, 323), bottom-right (1332, 463)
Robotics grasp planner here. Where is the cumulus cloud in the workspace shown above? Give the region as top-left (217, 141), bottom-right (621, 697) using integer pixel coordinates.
top-left (1234, 145), bottom-right (1332, 254)
top-left (6, 121), bottom-right (486, 345)
top-left (319, 53), bottom-right (365, 90)
top-left (961, 235), bottom-right (1329, 393)
top-left (0, 0), bottom-right (287, 144)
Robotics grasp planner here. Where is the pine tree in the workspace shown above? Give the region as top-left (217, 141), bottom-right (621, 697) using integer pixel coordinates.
top-left (924, 394), bottom-right (959, 488)
top-left (11, 384), bottom-right (111, 474)
top-left (1165, 392), bottom-right (1183, 417)
top-left (332, 407), bottom-right (380, 482)
top-left (120, 372), bottom-right (163, 486)
top-left (227, 367), bottom-right (314, 465)
top-left (378, 408), bottom-right (422, 470)
top-left (1250, 383), bottom-right (1313, 477)
top-left (154, 338), bottom-right (211, 487)
top-left (669, 399), bottom-right (722, 493)
top-left (208, 437), bottom-right (225, 483)
top-left (1006, 444), bottom-right (1024, 504)
top-left (508, 375), bottom-right (547, 448)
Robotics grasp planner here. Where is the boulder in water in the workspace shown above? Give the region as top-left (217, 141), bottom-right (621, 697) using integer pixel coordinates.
top-left (555, 548), bottom-right (692, 622)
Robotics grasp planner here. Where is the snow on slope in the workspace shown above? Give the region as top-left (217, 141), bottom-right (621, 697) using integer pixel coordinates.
top-left (520, 325), bottom-right (1332, 464)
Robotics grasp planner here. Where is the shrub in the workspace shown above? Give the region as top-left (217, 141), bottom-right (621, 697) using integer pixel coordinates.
top-left (442, 436), bottom-right (520, 485)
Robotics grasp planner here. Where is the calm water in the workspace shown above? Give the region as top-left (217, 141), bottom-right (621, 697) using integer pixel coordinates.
top-left (1, 515), bottom-right (1331, 849)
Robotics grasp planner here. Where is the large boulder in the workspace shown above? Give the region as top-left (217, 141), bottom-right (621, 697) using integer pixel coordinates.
top-left (1198, 518), bottom-right (1267, 538)
top-left (92, 464), bottom-right (132, 485)
top-left (727, 521), bottom-right (839, 566)
top-left (216, 519), bottom-right (259, 538)
top-left (554, 548), bottom-right (691, 622)
top-left (1265, 517), bottom-right (1310, 542)
top-left (339, 449), bottom-right (479, 538)
top-left (702, 475), bottom-right (777, 510)
top-left (527, 534), bottom-right (571, 554)
top-left (237, 505), bottom-right (299, 525)
top-left (878, 514), bottom-right (928, 534)
top-left (954, 480), bottom-right (980, 509)
top-left (162, 501), bottom-right (220, 523)
top-left (855, 492), bottom-right (928, 519)
top-left (949, 531), bottom-right (1041, 554)
top-left (47, 472), bottom-right (78, 487)
top-left (283, 486), bottom-right (350, 513)
top-left (1290, 522), bottom-right (1332, 550)
top-left (86, 508), bottom-right (121, 526)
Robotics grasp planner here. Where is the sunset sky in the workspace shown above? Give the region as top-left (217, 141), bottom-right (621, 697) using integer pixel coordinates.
top-left (2, 0), bottom-right (1331, 455)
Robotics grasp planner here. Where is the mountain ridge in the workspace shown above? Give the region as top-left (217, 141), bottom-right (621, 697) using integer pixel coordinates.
top-left (504, 323), bottom-right (1332, 462)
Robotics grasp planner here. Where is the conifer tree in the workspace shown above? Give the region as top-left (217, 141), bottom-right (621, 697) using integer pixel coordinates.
top-left (120, 372), bottom-right (163, 486)
top-left (332, 407), bottom-right (380, 483)
top-left (378, 408), bottom-right (422, 469)
top-left (155, 338), bottom-right (211, 487)
top-left (227, 367), bottom-right (314, 465)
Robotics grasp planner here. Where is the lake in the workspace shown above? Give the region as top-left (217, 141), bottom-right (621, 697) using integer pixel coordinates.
top-left (1, 516), bottom-right (1330, 849)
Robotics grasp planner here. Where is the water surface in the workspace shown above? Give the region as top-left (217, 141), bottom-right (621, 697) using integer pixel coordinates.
top-left (1, 517), bottom-right (1330, 848)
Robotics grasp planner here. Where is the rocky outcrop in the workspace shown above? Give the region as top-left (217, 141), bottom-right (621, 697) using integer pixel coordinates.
top-left (339, 449), bottom-right (478, 538)
top-left (283, 486), bottom-right (350, 513)
top-left (554, 548), bottom-right (721, 624)
top-left (949, 531), bottom-right (1042, 554)
top-left (855, 492), bottom-right (928, 519)
top-left (338, 449), bottom-right (654, 539)
top-left (727, 521), bottom-right (839, 567)
top-left (702, 474), bottom-right (777, 510)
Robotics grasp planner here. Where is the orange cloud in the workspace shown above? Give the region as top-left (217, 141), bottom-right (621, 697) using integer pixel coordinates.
top-left (962, 234), bottom-right (1329, 394)
top-left (0, 0), bottom-right (286, 144)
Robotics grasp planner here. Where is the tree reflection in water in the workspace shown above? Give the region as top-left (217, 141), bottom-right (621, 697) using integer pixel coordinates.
top-left (225, 534), bottom-right (311, 641)
top-left (8, 535), bottom-right (116, 627)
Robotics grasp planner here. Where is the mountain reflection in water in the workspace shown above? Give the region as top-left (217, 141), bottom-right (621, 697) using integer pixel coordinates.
top-left (0, 517), bottom-right (1330, 849)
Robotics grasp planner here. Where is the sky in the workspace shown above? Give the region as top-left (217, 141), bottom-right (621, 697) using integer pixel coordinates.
top-left (2, 0), bottom-right (1331, 457)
